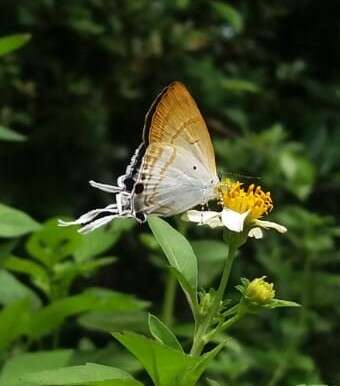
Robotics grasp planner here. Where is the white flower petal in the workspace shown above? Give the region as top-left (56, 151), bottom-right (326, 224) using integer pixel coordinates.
top-left (205, 216), bottom-right (223, 228)
top-left (183, 210), bottom-right (222, 227)
top-left (221, 209), bottom-right (250, 232)
top-left (248, 227), bottom-right (264, 239)
top-left (255, 219), bottom-right (287, 233)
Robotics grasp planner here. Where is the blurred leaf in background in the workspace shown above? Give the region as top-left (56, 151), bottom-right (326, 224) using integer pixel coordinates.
top-left (0, 1), bottom-right (339, 385)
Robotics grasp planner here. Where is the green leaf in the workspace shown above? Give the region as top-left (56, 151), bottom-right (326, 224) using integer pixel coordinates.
top-left (0, 298), bottom-right (31, 351)
top-left (0, 34), bottom-right (31, 56)
top-left (148, 314), bottom-right (183, 352)
top-left (148, 217), bottom-right (198, 294)
top-left (53, 257), bottom-right (115, 295)
top-left (113, 332), bottom-right (199, 386)
top-left (222, 79), bottom-right (260, 93)
top-left (0, 350), bottom-right (73, 386)
top-left (4, 256), bottom-right (50, 295)
top-left (78, 310), bottom-right (148, 334)
top-left (206, 379), bottom-right (221, 386)
top-left (0, 126), bottom-right (26, 142)
top-left (28, 289), bottom-right (148, 338)
top-left (169, 267), bottom-right (198, 320)
top-left (74, 219), bottom-right (134, 262)
top-left (212, 2), bottom-right (244, 33)
top-left (0, 204), bottom-right (40, 238)
top-left (0, 269), bottom-right (41, 308)
top-left (71, 343), bottom-right (142, 376)
top-left (23, 363), bottom-right (142, 386)
top-left (279, 148), bottom-right (316, 200)
top-left (0, 240), bottom-right (17, 261)
top-left (266, 299), bottom-right (301, 309)
top-left (26, 218), bottom-right (81, 267)
top-left (192, 240), bottom-right (229, 287)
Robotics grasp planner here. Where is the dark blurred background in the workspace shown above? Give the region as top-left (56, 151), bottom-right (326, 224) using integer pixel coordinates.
top-left (1, 1), bottom-right (340, 385)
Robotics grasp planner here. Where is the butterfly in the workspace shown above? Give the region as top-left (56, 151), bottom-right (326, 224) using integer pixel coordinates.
top-left (59, 81), bottom-right (220, 233)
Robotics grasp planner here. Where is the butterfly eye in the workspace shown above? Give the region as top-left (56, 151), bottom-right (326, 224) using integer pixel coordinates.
top-left (193, 166), bottom-right (197, 170)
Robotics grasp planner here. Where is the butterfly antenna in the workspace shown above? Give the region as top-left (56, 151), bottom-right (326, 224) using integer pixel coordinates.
top-left (218, 171), bottom-right (262, 181)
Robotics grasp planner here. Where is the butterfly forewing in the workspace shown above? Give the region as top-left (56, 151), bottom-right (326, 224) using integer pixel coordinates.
top-left (145, 82), bottom-right (217, 176)
top-left (134, 82), bottom-right (219, 217)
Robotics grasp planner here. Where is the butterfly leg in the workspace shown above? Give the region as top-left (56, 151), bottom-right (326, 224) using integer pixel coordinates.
top-left (89, 180), bottom-right (122, 193)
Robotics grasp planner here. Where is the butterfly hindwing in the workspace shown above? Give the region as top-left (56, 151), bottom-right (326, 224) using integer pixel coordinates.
top-left (133, 142), bottom-right (218, 216)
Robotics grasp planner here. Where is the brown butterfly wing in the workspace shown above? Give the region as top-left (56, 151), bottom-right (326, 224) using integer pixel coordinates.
top-left (132, 82), bottom-right (219, 217)
top-left (143, 81), bottom-right (217, 176)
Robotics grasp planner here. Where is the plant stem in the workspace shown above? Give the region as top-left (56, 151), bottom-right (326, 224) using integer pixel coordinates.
top-left (190, 244), bottom-right (236, 356)
top-left (162, 271), bottom-right (177, 327)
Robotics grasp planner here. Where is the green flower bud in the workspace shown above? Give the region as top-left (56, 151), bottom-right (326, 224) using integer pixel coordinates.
top-left (199, 290), bottom-right (215, 316)
top-left (245, 276), bottom-right (275, 305)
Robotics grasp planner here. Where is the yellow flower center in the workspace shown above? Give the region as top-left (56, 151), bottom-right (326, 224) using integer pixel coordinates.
top-left (219, 179), bottom-right (273, 221)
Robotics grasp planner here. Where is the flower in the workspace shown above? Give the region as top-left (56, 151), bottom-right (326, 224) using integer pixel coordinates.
top-left (245, 276), bottom-right (275, 305)
top-left (183, 179), bottom-right (287, 239)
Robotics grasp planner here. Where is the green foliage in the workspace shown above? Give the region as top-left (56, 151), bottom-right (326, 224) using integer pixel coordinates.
top-left (0, 34), bottom-right (30, 56)
top-left (73, 219), bottom-right (134, 262)
top-left (148, 217), bottom-right (199, 319)
top-left (26, 219), bottom-right (82, 268)
top-left (113, 331), bottom-right (199, 386)
top-left (0, 350), bottom-right (73, 386)
top-left (211, 1), bottom-right (244, 33)
top-left (27, 288), bottom-right (147, 339)
top-left (148, 314), bottom-right (183, 352)
top-left (0, 207), bottom-right (145, 364)
top-left (148, 217), bottom-right (197, 292)
top-left (191, 241), bottom-right (228, 287)
top-left (0, 204), bottom-right (40, 238)
top-left (0, 1), bottom-right (339, 385)
top-left (24, 363), bottom-right (142, 386)
top-left (0, 126), bottom-right (26, 142)
top-left (0, 298), bottom-right (30, 352)
top-left (0, 270), bottom-right (40, 307)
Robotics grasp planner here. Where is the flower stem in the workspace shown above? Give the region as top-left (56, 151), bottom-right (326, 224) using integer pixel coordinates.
top-left (190, 244), bottom-right (237, 356)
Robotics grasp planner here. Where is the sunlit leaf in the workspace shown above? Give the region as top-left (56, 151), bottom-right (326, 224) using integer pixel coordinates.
top-left (148, 217), bottom-right (198, 294)
top-left (0, 126), bottom-right (26, 142)
top-left (222, 79), bottom-right (260, 93)
top-left (0, 34), bottom-right (31, 56)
